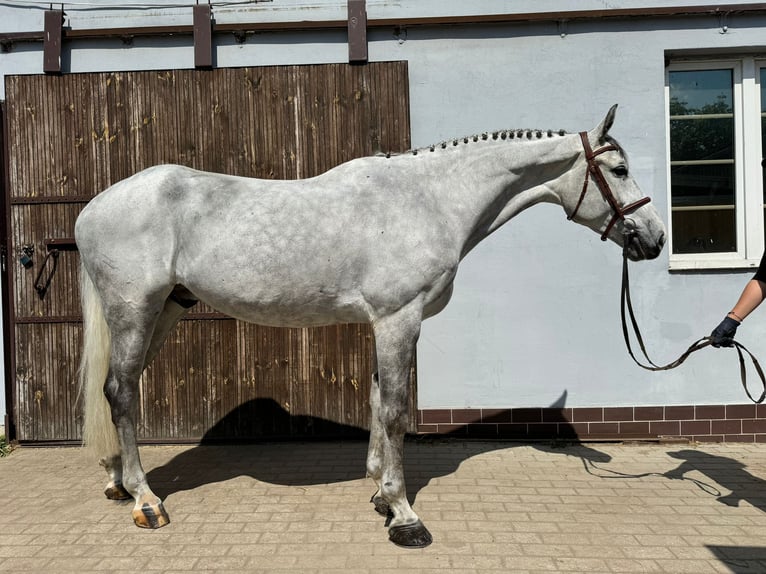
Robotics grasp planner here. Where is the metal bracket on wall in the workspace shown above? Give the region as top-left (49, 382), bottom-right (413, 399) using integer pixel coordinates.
top-left (33, 238), bottom-right (77, 301)
top-left (43, 9), bottom-right (64, 74)
top-left (194, 4), bottom-right (213, 68)
top-left (347, 0), bottom-right (367, 64)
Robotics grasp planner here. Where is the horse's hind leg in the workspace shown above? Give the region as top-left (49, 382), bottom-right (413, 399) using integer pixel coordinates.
top-left (368, 305), bottom-right (432, 548)
top-left (144, 290), bottom-right (197, 368)
top-left (104, 304), bottom-right (170, 528)
top-left (99, 294), bottom-right (195, 505)
top-left (367, 371), bottom-right (392, 518)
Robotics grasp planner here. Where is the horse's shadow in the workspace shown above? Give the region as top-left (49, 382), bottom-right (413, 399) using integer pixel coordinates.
top-left (663, 449), bottom-right (766, 512)
top-left (145, 397), bottom-right (611, 504)
top-left (659, 450), bottom-right (766, 573)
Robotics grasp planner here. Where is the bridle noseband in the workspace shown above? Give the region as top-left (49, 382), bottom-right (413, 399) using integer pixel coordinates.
top-left (567, 131), bottom-right (652, 241)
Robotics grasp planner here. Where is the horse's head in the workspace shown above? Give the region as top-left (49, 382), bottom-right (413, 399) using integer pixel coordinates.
top-left (558, 105), bottom-right (666, 261)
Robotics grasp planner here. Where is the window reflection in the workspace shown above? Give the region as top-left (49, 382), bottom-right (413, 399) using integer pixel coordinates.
top-left (669, 69), bottom-right (736, 254)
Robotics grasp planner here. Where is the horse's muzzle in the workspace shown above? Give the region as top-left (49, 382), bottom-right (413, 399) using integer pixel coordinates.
top-left (623, 228), bottom-right (665, 261)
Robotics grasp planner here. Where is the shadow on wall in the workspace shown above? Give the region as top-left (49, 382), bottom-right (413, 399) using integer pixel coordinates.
top-left (199, 396), bottom-right (369, 442)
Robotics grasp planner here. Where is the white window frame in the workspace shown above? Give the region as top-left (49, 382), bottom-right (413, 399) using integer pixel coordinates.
top-left (666, 57), bottom-right (764, 270)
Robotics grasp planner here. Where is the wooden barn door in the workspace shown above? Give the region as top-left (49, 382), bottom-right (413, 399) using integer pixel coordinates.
top-left (2, 63), bottom-right (414, 443)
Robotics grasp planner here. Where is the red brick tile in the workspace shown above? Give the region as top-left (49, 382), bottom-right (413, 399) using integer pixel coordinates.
top-left (742, 419), bottom-right (766, 433)
top-left (681, 420), bottom-right (710, 435)
top-left (712, 420), bottom-right (742, 435)
top-left (695, 435), bottom-right (724, 443)
top-left (557, 423), bottom-right (580, 438)
top-left (757, 404), bottom-right (766, 419)
top-left (451, 409), bottom-right (482, 424)
top-left (481, 409), bottom-right (512, 423)
top-left (587, 422), bottom-right (619, 435)
top-left (620, 421), bottom-right (650, 435)
top-left (604, 407), bottom-right (633, 422)
top-left (635, 406), bottom-right (664, 421)
top-left (665, 406), bottom-right (694, 421)
top-left (526, 423), bottom-right (558, 438)
top-left (417, 424), bottom-right (439, 434)
top-left (724, 434), bottom-right (755, 443)
top-left (727, 404), bottom-right (756, 419)
top-left (756, 434), bottom-right (766, 443)
top-left (466, 424), bottom-right (499, 438)
top-left (696, 405), bottom-right (725, 419)
top-left (421, 409), bottom-right (451, 424)
top-left (438, 424), bottom-right (467, 435)
top-left (572, 407), bottom-right (603, 422)
top-left (542, 408), bottom-right (573, 423)
top-left (650, 421), bottom-right (680, 436)
top-left (513, 408), bottom-right (542, 423)
top-left (568, 423), bottom-right (590, 437)
top-left (497, 424), bottom-right (528, 438)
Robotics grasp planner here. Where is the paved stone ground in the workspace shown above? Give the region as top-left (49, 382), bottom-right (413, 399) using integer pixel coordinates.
top-left (2, 439), bottom-right (766, 573)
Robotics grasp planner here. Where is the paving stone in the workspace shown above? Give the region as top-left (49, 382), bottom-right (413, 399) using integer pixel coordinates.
top-left (3, 440), bottom-right (766, 572)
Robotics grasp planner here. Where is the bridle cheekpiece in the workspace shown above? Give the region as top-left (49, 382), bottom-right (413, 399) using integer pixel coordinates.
top-left (568, 131), bottom-right (652, 241)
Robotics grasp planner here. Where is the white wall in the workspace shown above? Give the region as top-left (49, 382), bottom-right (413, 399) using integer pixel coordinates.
top-left (3, 1), bottom-right (766, 417)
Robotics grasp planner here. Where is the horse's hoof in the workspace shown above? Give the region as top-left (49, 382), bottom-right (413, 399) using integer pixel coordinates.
top-left (370, 494), bottom-right (392, 517)
top-left (104, 483), bottom-right (131, 501)
top-left (132, 501), bottom-right (170, 529)
top-left (388, 520), bottom-right (433, 548)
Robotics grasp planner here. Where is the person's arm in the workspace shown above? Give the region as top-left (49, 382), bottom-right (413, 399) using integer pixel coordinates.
top-left (728, 279), bottom-right (766, 322)
top-left (710, 279), bottom-right (766, 347)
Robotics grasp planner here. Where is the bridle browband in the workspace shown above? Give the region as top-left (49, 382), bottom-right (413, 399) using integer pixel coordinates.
top-left (568, 131), bottom-right (652, 241)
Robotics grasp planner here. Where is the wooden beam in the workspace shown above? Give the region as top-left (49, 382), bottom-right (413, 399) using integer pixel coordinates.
top-left (43, 10), bottom-right (63, 74)
top-left (193, 4), bottom-right (213, 69)
top-left (347, 0), bottom-right (367, 64)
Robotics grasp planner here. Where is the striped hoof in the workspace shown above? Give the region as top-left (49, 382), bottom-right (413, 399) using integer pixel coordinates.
top-left (104, 483), bottom-right (131, 501)
top-left (132, 501), bottom-right (170, 529)
top-left (388, 520), bottom-right (433, 548)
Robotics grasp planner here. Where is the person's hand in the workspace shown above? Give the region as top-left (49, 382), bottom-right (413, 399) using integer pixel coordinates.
top-left (710, 316), bottom-right (740, 347)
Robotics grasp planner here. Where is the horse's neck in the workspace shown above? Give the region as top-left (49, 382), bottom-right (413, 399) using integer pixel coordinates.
top-left (431, 134), bottom-right (581, 258)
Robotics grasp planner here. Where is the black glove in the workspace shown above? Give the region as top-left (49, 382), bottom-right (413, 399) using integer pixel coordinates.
top-left (710, 316), bottom-right (740, 347)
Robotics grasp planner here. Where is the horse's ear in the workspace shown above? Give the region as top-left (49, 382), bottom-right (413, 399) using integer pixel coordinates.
top-left (590, 104), bottom-right (618, 145)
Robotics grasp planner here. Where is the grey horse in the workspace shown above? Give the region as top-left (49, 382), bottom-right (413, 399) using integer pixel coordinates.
top-left (76, 105), bottom-right (666, 547)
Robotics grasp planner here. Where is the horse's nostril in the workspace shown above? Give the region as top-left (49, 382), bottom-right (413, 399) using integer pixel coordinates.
top-left (658, 232), bottom-right (667, 247)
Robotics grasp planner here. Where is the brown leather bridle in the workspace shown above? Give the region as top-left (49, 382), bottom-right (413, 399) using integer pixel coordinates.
top-left (567, 131), bottom-right (652, 241)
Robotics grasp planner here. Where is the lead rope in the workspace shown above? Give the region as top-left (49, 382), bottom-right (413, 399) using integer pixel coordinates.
top-left (621, 237), bottom-right (766, 403)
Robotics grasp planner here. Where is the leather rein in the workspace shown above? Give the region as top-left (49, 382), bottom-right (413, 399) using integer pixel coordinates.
top-left (572, 131), bottom-right (766, 403)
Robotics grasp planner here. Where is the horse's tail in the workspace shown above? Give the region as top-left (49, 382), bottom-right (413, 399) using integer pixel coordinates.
top-left (79, 262), bottom-right (120, 458)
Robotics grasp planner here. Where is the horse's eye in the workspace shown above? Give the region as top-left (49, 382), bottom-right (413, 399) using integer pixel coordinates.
top-left (612, 165), bottom-right (628, 178)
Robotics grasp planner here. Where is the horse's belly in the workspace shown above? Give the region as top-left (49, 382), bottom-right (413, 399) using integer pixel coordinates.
top-left (192, 290), bottom-right (370, 328)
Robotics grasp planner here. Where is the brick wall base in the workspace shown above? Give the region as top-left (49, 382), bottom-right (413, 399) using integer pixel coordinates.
top-left (417, 404), bottom-right (766, 442)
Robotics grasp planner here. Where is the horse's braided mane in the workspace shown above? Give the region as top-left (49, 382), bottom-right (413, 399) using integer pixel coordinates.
top-left (379, 128), bottom-right (569, 158)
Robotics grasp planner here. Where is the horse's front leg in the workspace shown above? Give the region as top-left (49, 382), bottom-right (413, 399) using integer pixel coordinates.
top-left (368, 307), bottom-right (432, 548)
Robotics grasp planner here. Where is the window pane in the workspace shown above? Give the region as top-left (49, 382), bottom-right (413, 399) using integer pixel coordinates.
top-left (671, 163), bottom-right (735, 253)
top-left (669, 69), bottom-right (733, 114)
top-left (670, 117), bottom-right (733, 162)
top-left (672, 208), bottom-right (736, 253)
top-left (671, 164), bottom-right (735, 207)
top-left (669, 68), bottom-right (736, 254)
